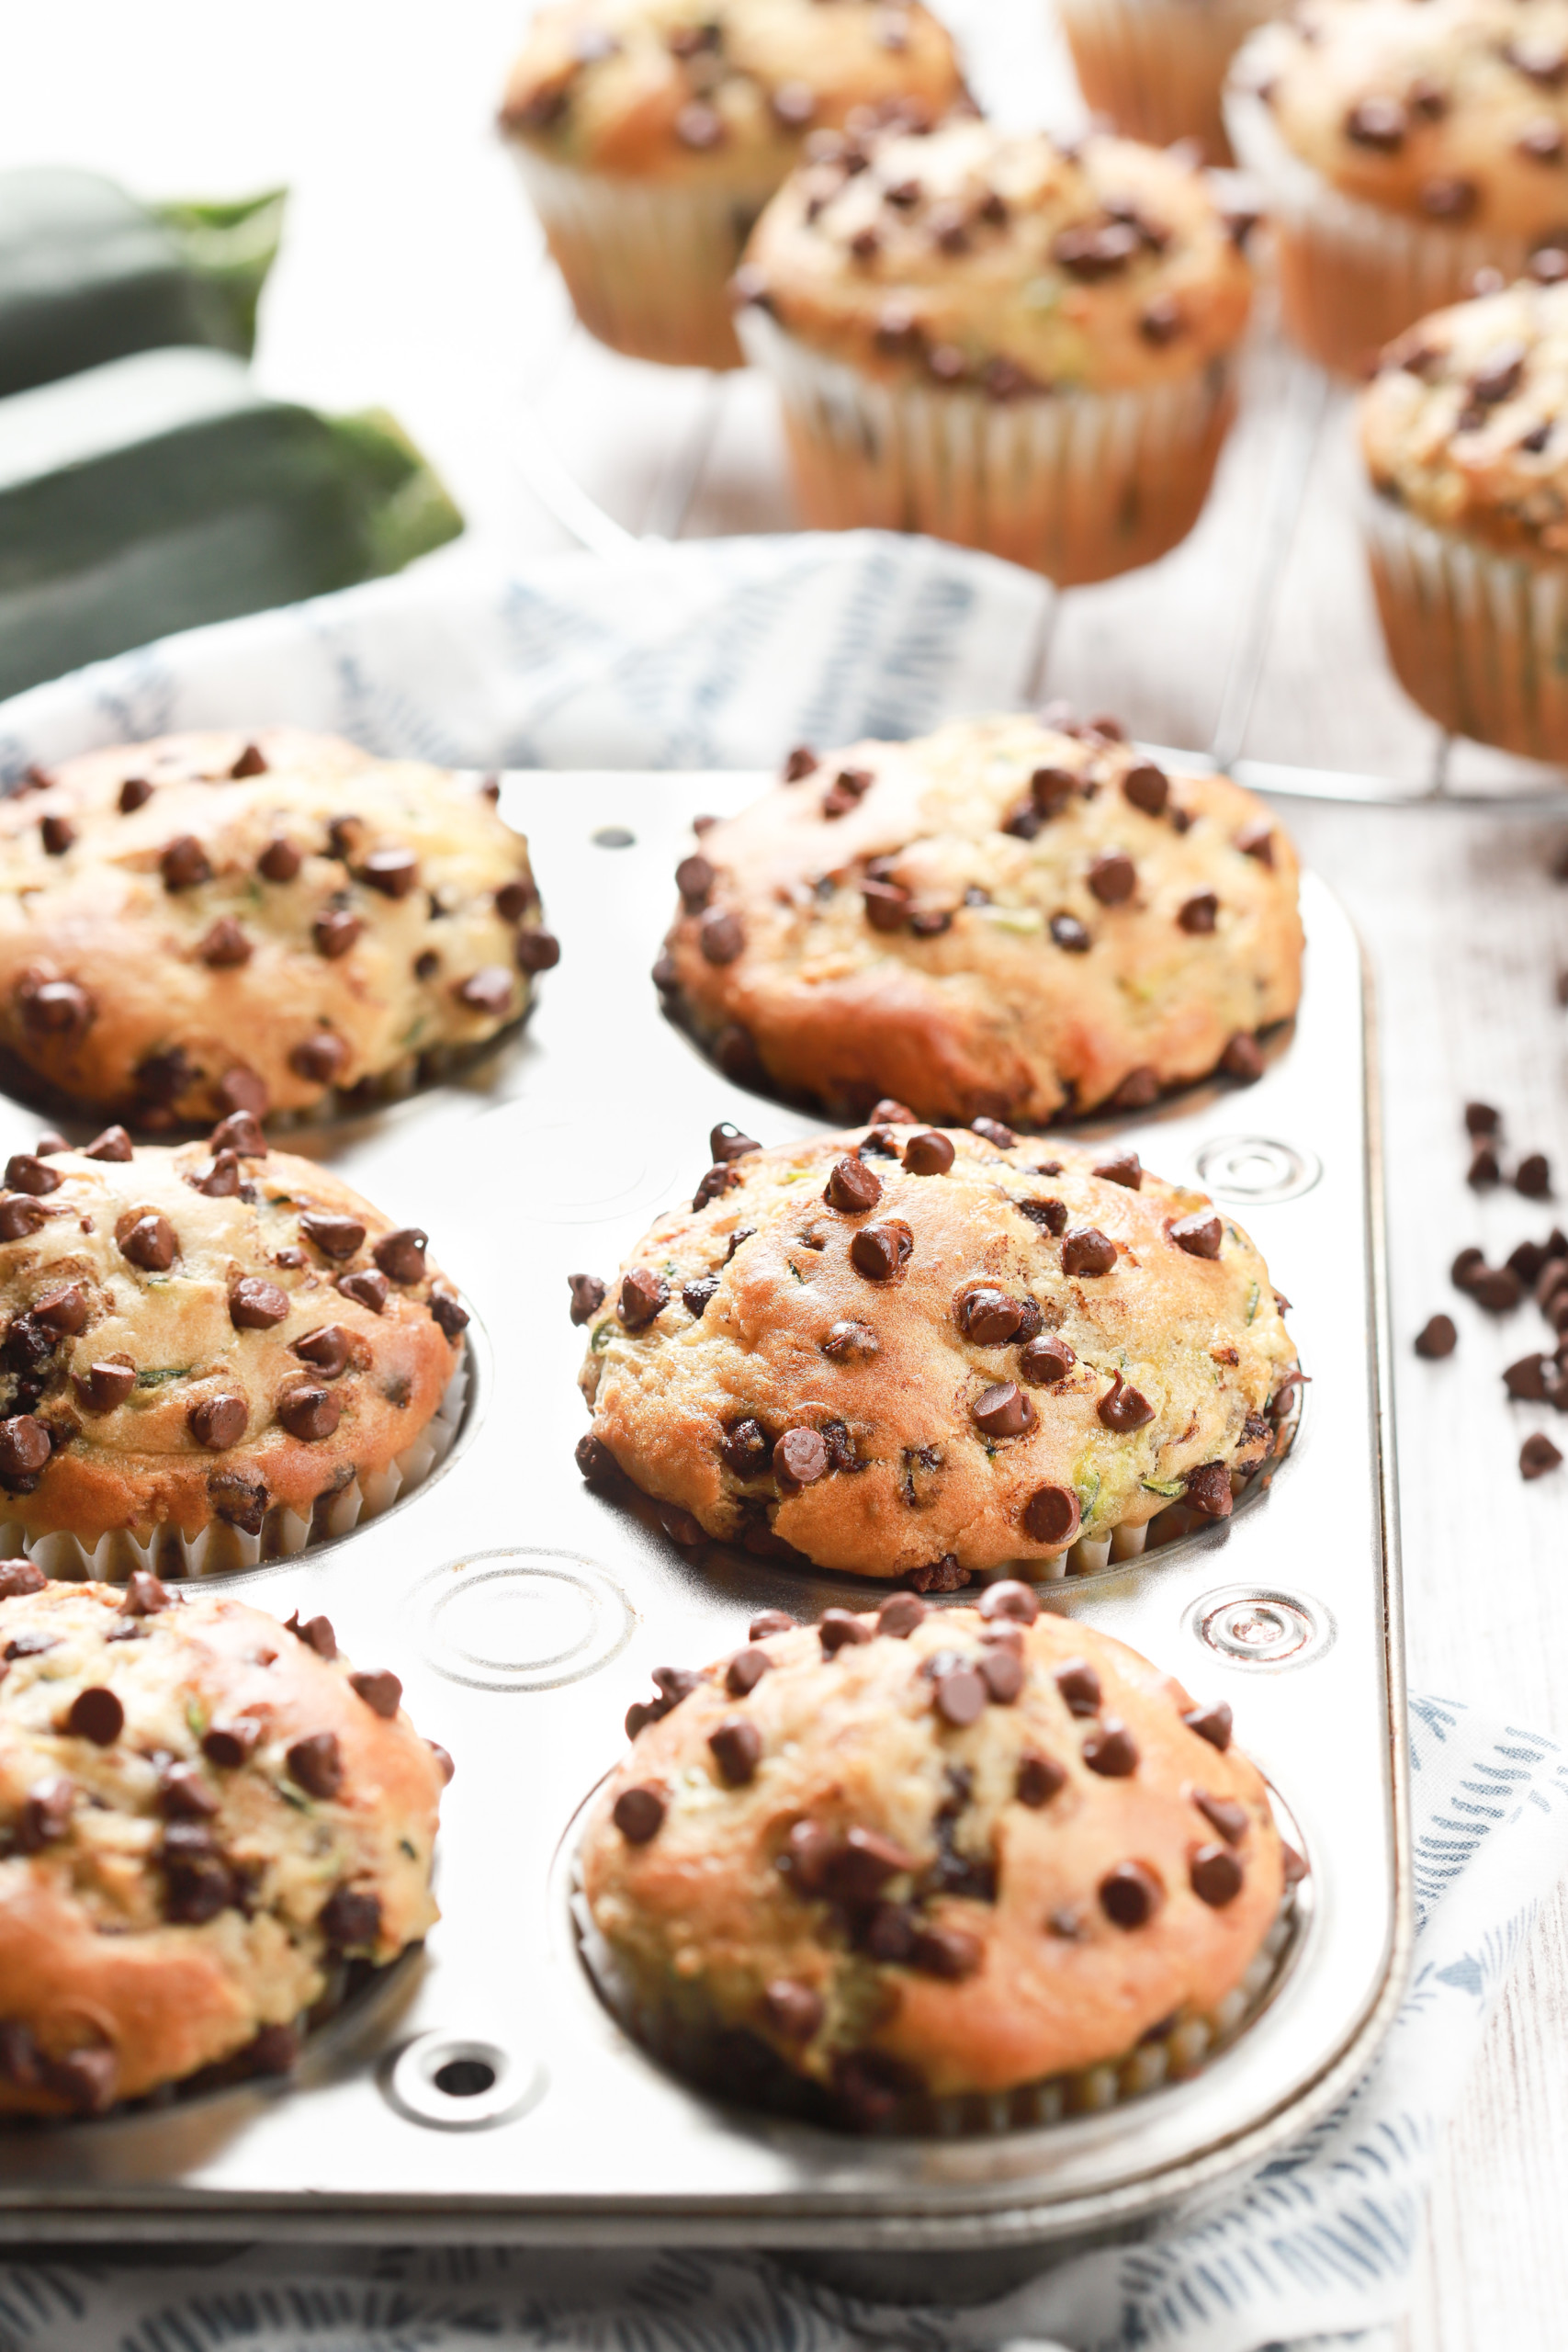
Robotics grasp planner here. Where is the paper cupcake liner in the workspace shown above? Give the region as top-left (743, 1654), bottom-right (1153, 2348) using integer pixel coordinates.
top-left (1056, 0), bottom-right (1285, 164)
top-left (739, 309), bottom-right (1237, 585)
top-left (1, 1356), bottom-right (469, 1583)
top-left (1364, 493), bottom-right (1568, 763)
top-left (1224, 84), bottom-right (1537, 377)
top-left (513, 148), bottom-right (781, 370)
top-left (575, 1868), bottom-right (1302, 2138)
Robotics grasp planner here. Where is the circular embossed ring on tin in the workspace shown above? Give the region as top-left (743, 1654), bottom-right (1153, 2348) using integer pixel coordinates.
top-left (408, 1547), bottom-right (636, 1694)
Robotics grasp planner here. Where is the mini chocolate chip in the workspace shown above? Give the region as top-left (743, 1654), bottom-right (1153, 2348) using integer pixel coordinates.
top-left (850, 1220), bottom-right (912, 1281)
top-left (972, 1380), bottom-right (1032, 1438)
top-left (708, 1715), bottom-right (762, 1785)
top-left (455, 967), bottom-right (514, 1016)
top-left (903, 1130), bottom-right (954, 1175)
top-left (350, 1668), bottom-right (402, 1718)
top-left (863, 877), bottom-right (911, 931)
top-left (956, 1287), bottom-right (1022, 1345)
top-left (65, 1687), bottom-right (123, 1745)
top-left (1093, 1148), bottom-right (1142, 1191)
top-left (822, 1317), bottom-right (878, 1359)
top-left (32, 1284), bottom-right (87, 1334)
top-left (820, 1609), bottom-right (874, 1656)
top-left (5, 1153), bottom-right (61, 1197)
top-left (1178, 890), bottom-right (1219, 935)
top-left (1506, 1352), bottom-right (1548, 1399)
top-left (277, 1385), bottom-right (342, 1442)
top-left (1100, 1859), bottom-right (1163, 1927)
top-left (1190, 1843), bottom-right (1245, 1905)
top-left (1184, 1700), bottom-right (1233, 1750)
top-left (1521, 1431), bottom-right (1562, 1478)
top-left (1186, 1463), bottom-right (1235, 1520)
top-left (932, 1661), bottom-right (987, 1726)
top-left (726, 1647), bottom-right (773, 1698)
top-left (372, 1227), bottom-right (427, 1284)
top-left (338, 1268), bottom-right (389, 1315)
top-left (784, 746), bottom-right (818, 782)
top-left (1465, 1101), bottom-right (1500, 1135)
top-left (1098, 1371), bottom-right (1155, 1431)
top-left (1418, 1314), bottom-right (1459, 1361)
top-left (971, 1116), bottom-right (1016, 1148)
top-left (1032, 764), bottom-right (1077, 815)
top-left (569, 1273), bottom-right (607, 1325)
top-left (188, 1148), bottom-right (241, 1197)
top-left (19, 976), bottom-right (94, 1043)
top-left (314, 906), bottom-right (363, 960)
top-left (231, 1277), bottom-right (289, 1329)
top-left (120, 1569), bottom-right (170, 1617)
top-left (615, 1783), bottom-right (666, 1842)
top-left (258, 837), bottom-right (301, 882)
top-left (699, 908), bottom-right (744, 963)
top-left (202, 1719), bottom-right (261, 1768)
top-left (911, 1924), bottom-right (983, 1979)
top-left (1221, 1032), bottom-right (1266, 1082)
top-left (73, 1361), bottom-right (135, 1413)
top-left (750, 1610), bottom-right (794, 1639)
top-left (978, 1645), bottom-right (1024, 1704)
top-left (287, 1732), bottom-right (343, 1800)
top-left (187, 1394), bottom-right (246, 1450)
top-left (161, 1762), bottom-right (218, 1818)
top-left (1122, 761), bottom-right (1168, 816)
top-left (1471, 1264), bottom-right (1520, 1309)
top-left (231, 742), bottom-right (268, 777)
top-left (119, 1214), bottom-right (176, 1272)
top-left (1517, 1152), bottom-right (1552, 1198)
top-left (210, 1109), bottom-right (267, 1158)
top-left (17, 1774), bottom-right (73, 1849)
top-left (318, 1885), bottom-right (381, 1951)
top-left (1020, 1335), bottom-right (1075, 1389)
top-left (518, 928), bottom-right (560, 978)
top-left (619, 1268), bottom-right (669, 1329)
top-left (1194, 1791), bottom-right (1248, 1843)
top-left (1016, 1750), bottom-right (1066, 1806)
top-left (161, 834), bottom-right (211, 890)
top-left (198, 917), bottom-right (252, 967)
top-left (1061, 1227), bottom-right (1115, 1277)
top-left (763, 1980), bottom-right (823, 2041)
top-left (1168, 1212), bottom-right (1224, 1267)
top-left (1235, 820), bottom-right (1274, 865)
top-left (1088, 851), bottom-right (1135, 906)
top-left (0, 1560), bottom-right (44, 1599)
top-left (119, 776), bottom-right (154, 813)
top-left (775, 1428), bottom-right (828, 1490)
top-left (78, 1126), bottom-right (131, 1168)
top-left (875, 1591), bottom-right (927, 1638)
top-left (362, 846), bottom-right (419, 898)
top-left (1048, 911), bottom-right (1092, 956)
top-left (682, 1273), bottom-right (720, 1319)
top-left (825, 1156), bottom-right (882, 1213)
top-left (0, 1195), bottom-right (46, 1243)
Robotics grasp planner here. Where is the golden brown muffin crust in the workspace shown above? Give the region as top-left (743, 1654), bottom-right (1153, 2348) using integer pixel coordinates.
top-left (577, 1123), bottom-right (1297, 1580)
top-left (0, 728), bottom-right (555, 1125)
top-left (658, 714), bottom-right (1303, 1125)
top-left (0, 1575), bottom-right (445, 2116)
top-left (583, 1597), bottom-right (1286, 2112)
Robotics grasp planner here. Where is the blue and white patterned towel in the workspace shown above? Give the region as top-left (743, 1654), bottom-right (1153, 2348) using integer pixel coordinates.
top-left (2, 537), bottom-right (1566, 2352)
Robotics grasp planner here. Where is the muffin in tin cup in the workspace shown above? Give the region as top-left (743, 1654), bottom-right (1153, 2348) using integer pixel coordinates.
top-left (1057, 0), bottom-right (1288, 166)
top-left (573, 1121), bottom-right (1299, 1584)
top-left (1226, 0), bottom-right (1568, 378)
top-left (0, 728), bottom-right (555, 1131)
top-left (500, 0), bottom-right (966, 371)
top-left (1360, 275), bottom-right (1568, 760)
top-left (0, 1569), bottom-right (448, 2120)
top-left (734, 115), bottom-right (1253, 583)
top-left (580, 1589), bottom-right (1300, 2132)
top-left (0, 1119), bottom-right (468, 1577)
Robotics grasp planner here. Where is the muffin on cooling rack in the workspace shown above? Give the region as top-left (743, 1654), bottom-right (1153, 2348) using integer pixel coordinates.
top-left (0, 727), bottom-right (556, 1129)
top-left (655, 712), bottom-right (1302, 1124)
top-left (1057, 0), bottom-right (1287, 165)
top-left (1226, 0), bottom-right (1568, 376)
top-left (581, 1591), bottom-right (1293, 2129)
top-left (733, 115), bottom-right (1253, 582)
top-left (1360, 276), bottom-right (1568, 761)
top-left (573, 1119), bottom-right (1298, 1582)
top-left (0, 1118), bottom-right (468, 1576)
top-left (0, 1570), bottom-right (447, 2118)
top-left (500, 0), bottom-right (965, 370)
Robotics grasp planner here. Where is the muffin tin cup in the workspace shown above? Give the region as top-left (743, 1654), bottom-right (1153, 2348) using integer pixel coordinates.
top-left (0, 1358), bottom-right (469, 1583)
top-left (1363, 492), bottom-right (1568, 766)
top-left (1055, 0), bottom-right (1285, 165)
top-left (1224, 84), bottom-right (1536, 377)
top-left (738, 309), bottom-right (1239, 586)
top-left (513, 147), bottom-right (781, 371)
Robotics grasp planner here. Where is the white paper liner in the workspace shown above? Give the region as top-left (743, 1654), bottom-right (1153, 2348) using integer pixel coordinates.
top-left (739, 308), bottom-right (1238, 585)
top-left (2, 1356), bottom-right (469, 1583)
top-left (513, 147), bottom-right (782, 371)
top-left (1363, 492), bottom-right (1568, 763)
top-left (1055, 0), bottom-right (1284, 163)
top-left (575, 1871), bottom-right (1301, 2137)
top-left (1224, 81), bottom-right (1537, 376)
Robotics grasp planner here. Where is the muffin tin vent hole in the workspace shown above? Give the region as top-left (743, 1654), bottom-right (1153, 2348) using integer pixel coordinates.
top-left (1193, 1135), bottom-right (1321, 1205)
top-left (1189, 1585), bottom-right (1334, 1669)
top-left (387, 2031), bottom-right (543, 2130)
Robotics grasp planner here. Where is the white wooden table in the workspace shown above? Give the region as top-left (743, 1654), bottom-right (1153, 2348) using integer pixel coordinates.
top-left (5, 3), bottom-right (1568, 2340)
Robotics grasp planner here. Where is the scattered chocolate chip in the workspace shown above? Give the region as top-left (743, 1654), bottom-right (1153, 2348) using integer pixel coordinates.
top-left (1506, 1351), bottom-right (1549, 1399)
top-left (231, 742), bottom-right (268, 778)
top-left (118, 775), bottom-right (154, 813)
top-left (775, 1428), bottom-right (829, 1491)
top-left (1093, 1148), bottom-right (1142, 1191)
top-left (1194, 1791), bottom-right (1248, 1844)
top-left (119, 1213), bottom-right (176, 1273)
top-left (258, 837), bottom-right (301, 883)
top-left (1178, 890), bottom-right (1219, 936)
top-left (725, 1648), bottom-right (772, 1701)
top-left (569, 1273), bottom-right (607, 1325)
top-left (1184, 1700), bottom-right (1233, 1750)
top-left (819, 1609), bottom-right (874, 1657)
top-left (903, 1130), bottom-right (954, 1175)
top-left (455, 967), bottom-right (514, 1017)
top-left (1471, 1264), bottom-right (1522, 1311)
top-left (825, 1156), bottom-right (882, 1213)
top-left (188, 1148), bottom-right (242, 1197)
top-left (1221, 1032), bottom-right (1266, 1083)
top-left (931, 1660), bottom-right (987, 1726)
top-left (1190, 1842), bottom-right (1246, 1906)
top-left (956, 1287), bottom-right (1024, 1344)
top-left (0, 1560), bottom-right (44, 1599)
top-left (277, 1385), bottom-right (342, 1442)
top-left (1019, 1195), bottom-right (1068, 1238)
top-left (187, 1394), bottom-right (246, 1450)
top-left (1062, 1227), bottom-right (1116, 1277)
top-left (72, 1361), bottom-right (135, 1414)
top-left (201, 1718), bottom-right (261, 1768)
top-left (1465, 1102), bottom-right (1500, 1135)
top-left (699, 908), bottom-right (744, 964)
top-left (287, 1732), bottom-right (344, 1800)
top-left (1235, 820), bottom-right (1274, 865)
top-left (750, 1611), bottom-right (794, 1642)
top-left (161, 834), bottom-right (211, 891)
top-left (874, 1592), bottom-right (927, 1639)
top-left (1517, 1152), bottom-right (1553, 1198)
top-left (783, 746), bottom-right (818, 782)
top-left (977, 1645), bottom-right (1024, 1704)
top-left (230, 1276), bottom-right (289, 1329)
top-left (312, 906), bottom-right (362, 961)
top-left (910, 1924), bottom-right (983, 1979)
top-left (210, 1110), bottom-right (267, 1158)
top-left (336, 1267), bottom-right (389, 1316)
top-left (850, 1220), bottom-right (912, 1281)
top-left (708, 1715), bottom-right (762, 1786)
top-left (762, 1979), bottom-right (822, 2041)
top-left (362, 846), bottom-right (420, 899)
top-left (1169, 1210), bottom-right (1223, 1260)
top-left (1016, 1750), bottom-right (1066, 1806)
top-left (39, 813), bottom-right (76, 858)
top-left (19, 976), bottom-right (94, 1043)
top-left (1087, 851), bottom-right (1135, 906)
top-left (1521, 1431), bottom-right (1562, 1478)
top-left (17, 1774), bottom-right (73, 1850)
top-left (615, 1783), bottom-right (666, 1842)
top-left (0, 1195), bottom-right (46, 1243)
top-left (197, 917), bottom-right (252, 968)
top-left (83, 1124), bottom-right (133, 1161)
top-left (863, 877), bottom-right (911, 932)
top-left (1100, 1859), bottom-right (1163, 1927)
top-left (1345, 96), bottom-right (1405, 149)
top-left (1019, 1482), bottom-right (1078, 1547)
top-left (1122, 761), bottom-right (1168, 816)
top-left (1416, 1314), bottom-right (1458, 1360)
top-left (682, 1273), bottom-right (720, 1319)
top-left (619, 1268), bottom-right (669, 1329)
top-left (822, 1317), bottom-right (878, 1360)
top-left (3, 1153), bottom-right (59, 1198)
top-left (1055, 1660), bottom-right (1102, 1716)
top-left (971, 1116), bottom-right (1016, 1148)
top-left (1420, 175), bottom-right (1477, 220)
top-left (972, 1380), bottom-right (1032, 1438)
top-left (372, 1227), bottom-right (427, 1285)
top-left (318, 1884), bottom-right (381, 1950)
top-left (1019, 1334), bottom-right (1075, 1388)
top-left (1050, 911), bottom-right (1091, 953)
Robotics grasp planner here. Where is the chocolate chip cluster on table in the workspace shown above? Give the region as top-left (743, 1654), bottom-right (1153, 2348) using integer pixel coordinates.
top-left (0, 728), bottom-right (556, 1127)
top-left (1362, 277), bottom-right (1568, 557)
top-left (655, 713), bottom-right (1303, 1127)
top-left (581, 1589), bottom-right (1293, 2127)
top-left (573, 1116), bottom-right (1299, 1582)
top-left (1234, 0), bottom-right (1568, 239)
top-left (0, 1571), bottom-right (448, 2118)
top-left (501, 0), bottom-right (964, 174)
top-left (0, 1119), bottom-right (467, 1566)
top-left (732, 115), bottom-right (1254, 392)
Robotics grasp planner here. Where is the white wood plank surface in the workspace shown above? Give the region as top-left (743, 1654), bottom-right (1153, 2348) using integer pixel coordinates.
top-left (5, 4), bottom-right (1568, 2340)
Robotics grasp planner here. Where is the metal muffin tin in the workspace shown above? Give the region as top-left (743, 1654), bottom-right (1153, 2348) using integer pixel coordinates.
top-left (0, 768), bottom-right (1409, 2260)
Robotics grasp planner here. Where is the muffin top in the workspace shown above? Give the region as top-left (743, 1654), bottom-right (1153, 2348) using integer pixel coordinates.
top-left (657, 713), bottom-right (1303, 1126)
top-left (0, 1571), bottom-right (446, 2116)
top-left (501, 0), bottom-right (964, 182)
top-left (1361, 277), bottom-right (1568, 552)
top-left (735, 117), bottom-right (1253, 391)
top-left (0, 1122), bottom-right (467, 1551)
top-left (583, 1591), bottom-right (1287, 2114)
top-left (576, 1122), bottom-right (1297, 1582)
top-left (0, 727), bottom-right (555, 1126)
top-left (1232, 0), bottom-right (1568, 234)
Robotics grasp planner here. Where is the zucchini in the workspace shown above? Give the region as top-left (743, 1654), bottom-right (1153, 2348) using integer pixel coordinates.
top-left (0, 168), bottom-right (285, 398)
top-left (0, 347), bottom-right (462, 701)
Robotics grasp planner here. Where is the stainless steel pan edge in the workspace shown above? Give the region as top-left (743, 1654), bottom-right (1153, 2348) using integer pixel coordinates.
top-left (0, 774), bottom-right (1410, 2249)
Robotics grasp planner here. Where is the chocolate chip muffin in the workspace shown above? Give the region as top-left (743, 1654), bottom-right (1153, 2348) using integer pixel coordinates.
top-left (734, 115), bottom-right (1253, 582)
top-left (581, 1588), bottom-right (1293, 2128)
top-left (0, 1119), bottom-right (468, 1575)
top-left (1227, 0), bottom-right (1568, 374)
top-left (0, 727), bottom-right (556, 1128)
top-left (501, 0), bottom-right (965, 369)
top-left (1361, 277), bottom-right (1568, 757)
top-left (574, 1120), bottom-right (1298, 1582)
top-left (0, 1567), bottom-right (446, 2118)
top-left (655, 712), bottom-right (1302, 1125)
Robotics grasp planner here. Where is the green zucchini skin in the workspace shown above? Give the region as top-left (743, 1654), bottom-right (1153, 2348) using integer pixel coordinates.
top-left (0, 168), bottom-right (233, 400)
top-left (0, 349), bottom-right (462, 701)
